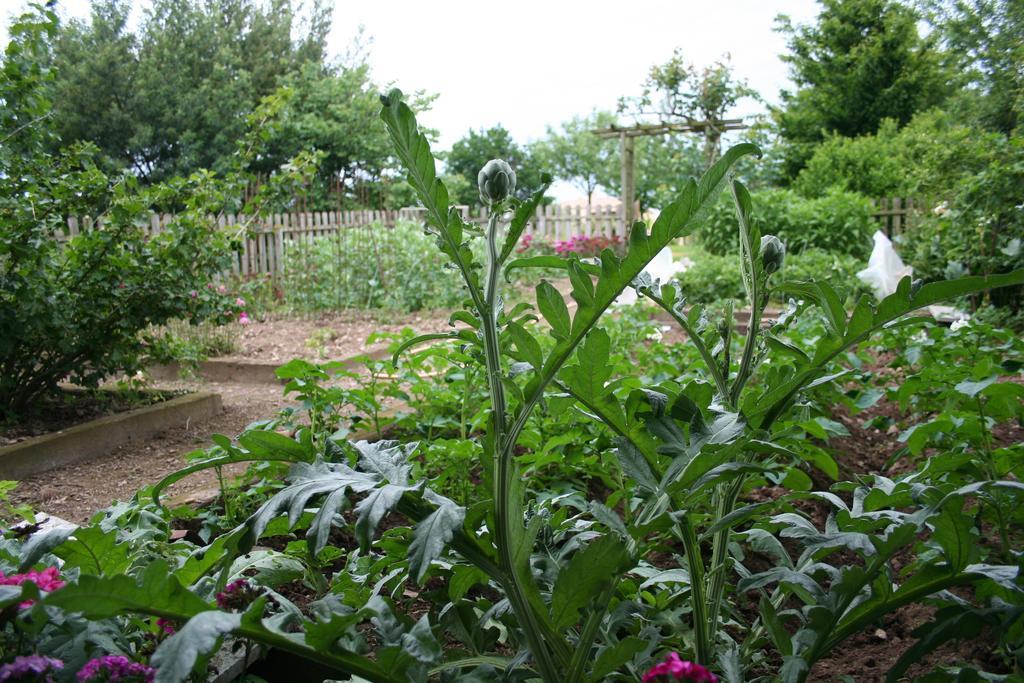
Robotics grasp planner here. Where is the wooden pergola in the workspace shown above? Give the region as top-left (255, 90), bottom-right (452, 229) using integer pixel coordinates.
top-left (591, 118), bottom-right (747, 228)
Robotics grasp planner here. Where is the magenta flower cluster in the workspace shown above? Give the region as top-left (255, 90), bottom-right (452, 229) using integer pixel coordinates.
top-left (0, 567), bottom-right (65, 607)
top-left (0, 655), bottom-right (63, 681)
top-left (552, 233), bottom-right (624, 258)
top-left (642, 653), bottom-right (718, 682)
top-left (76, 656), bottom-right (154, 683)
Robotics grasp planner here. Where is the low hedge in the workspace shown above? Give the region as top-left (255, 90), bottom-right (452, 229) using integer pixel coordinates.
top-left (675, 248), bottom-right (872, 305)
top-left (698, 188), bottom-right (876, 259)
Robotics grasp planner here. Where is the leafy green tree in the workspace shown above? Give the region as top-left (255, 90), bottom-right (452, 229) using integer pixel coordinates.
top-left (599, 134), bottom-right (704, 213)
top-left (531, 112), bottom-right (618, 207)
top-left (255, 62), bottom-right (409, 208)
top-left (49, 0), bottom-right (330, 181)
top-left (444, 125), bottom-right (542, 206)
top-left (1, 4), bottom-right (315, 416)
top-left (774, 0), bottom-right (950, 178)
top-left (920, 0), bottom-right (1024, 134)
top-left (621, 50), bottom-right (758, 164)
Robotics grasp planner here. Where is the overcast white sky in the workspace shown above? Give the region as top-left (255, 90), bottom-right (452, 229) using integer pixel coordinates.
top-left (2, 0), bottom-right (822, 198)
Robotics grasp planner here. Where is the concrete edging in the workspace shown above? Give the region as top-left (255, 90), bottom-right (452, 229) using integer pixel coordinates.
top-left (0, 392), bottom-right (223, 480)
top-left (148, 345), bottom-right (394, 385)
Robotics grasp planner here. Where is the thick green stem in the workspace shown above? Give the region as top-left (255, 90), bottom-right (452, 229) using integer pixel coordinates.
top-left (482, 210), bottom-right (564, 681)
top-left (678, 514), bottom-right (711, 665)
top-left (703, 478), bottom-right (744, 650)
top-left (642, 290), bottom-right (731, 405)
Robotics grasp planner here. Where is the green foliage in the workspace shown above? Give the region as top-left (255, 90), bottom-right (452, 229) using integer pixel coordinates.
top-left (794, 109), bottom-right (1010, 198)
top-left (774, 0), bottom-right (950, 178)
top-left (0, 5), bottom-right (313, 417)
top-left (4, 82), bottom-right (1023, 683)
top-left (49, 0), bottom-right (331, 181)
top-left (531, 111), bottom-right (618, 205)
top-left (908, 134), bottom-right (1024, 314)
top-left (620, 50), bottom-right (759, 164)
top-left (256, 63), bottom-right (437, 210)
top-left (603, 134), bottom-right (705, 213)
top-left (444, 125), bottom-right (543, 206)
top-left (921, 0), bottom-right (1024, 135)
top-left (699, 188), bottom-right (875, 258)
top-left (279, 221), bottom-right (468, 312)
top-left (676, 248), bottom-right (871, 304)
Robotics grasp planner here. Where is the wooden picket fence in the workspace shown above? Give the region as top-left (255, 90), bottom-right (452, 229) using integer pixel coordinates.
top-left (63, 198), bottom-right (925, 280)
top-left (873, 197), bottom-right (930, 237)
top-left (64, 204), bottom-right (625, 279)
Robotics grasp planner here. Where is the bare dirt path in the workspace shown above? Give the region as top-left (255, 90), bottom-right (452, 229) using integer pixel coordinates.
top-left (9, 311), bottom-right (448, 525)
top-left (10, 380), bottom-right (291, 525)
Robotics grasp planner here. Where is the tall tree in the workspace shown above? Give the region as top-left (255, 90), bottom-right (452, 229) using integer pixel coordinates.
top-left (49, 0), bottom-right (331, 181)
top-left (919, 0), bottom-right (1024, 135)
top-left (532, 112), bottom-right (618, 207)
top-left (774, 0), bottom-right (950, 178)
top-left (444, 125), bottom-right (542, 206)
top-left (621, 50), bottom-right (757, 164)
top-left (256, 62), bottom-right (403, 208)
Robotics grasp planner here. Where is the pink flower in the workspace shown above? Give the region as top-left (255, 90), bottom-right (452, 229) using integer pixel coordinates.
top-left (155, 617), bottom-right (176, 635)
top-left (216, 579), bottom-right (262, 610)
top-left (217, 284), bottom-right (227, 294)
top-left (0, 566), bottom-right (65, 607)
top-left (642, 653), bottom-right (717, 682)
top-left (238, 312), bottom-right (251, 325)
top-left (189, 290), bottom-right (198, 298)
top-left (234, 297), bottom-right (246, 307)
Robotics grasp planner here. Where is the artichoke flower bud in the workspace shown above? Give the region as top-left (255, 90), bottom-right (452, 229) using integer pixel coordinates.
top-left (478, 159), bottom-right (516, 206)
top-left (759, 235), bottom-right (786, 274)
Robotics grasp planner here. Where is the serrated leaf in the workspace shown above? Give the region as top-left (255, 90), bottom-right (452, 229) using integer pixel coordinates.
top-left (507, 320), bottom-right (543, 370)
top-left (227, 551), bottom-right (305, 589)
top-left (54, 525), bottom-right (131, 576)
top-left (592, 637), bottom-right (646, 679)
top-left (152, 610), bottom-right (241, 683)
top-left (550, 535), bottom-right (630, 630)
top-left (409, 496), bottom-right (465, 583)
top-left (400, 614), bottom-right (442, 664)
top-left (18, 526), bottom-right (75, 572)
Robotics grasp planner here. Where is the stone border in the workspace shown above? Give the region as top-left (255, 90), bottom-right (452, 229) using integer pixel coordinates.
top-left (148, 346), bottom-right (394, 385)
top-left (0, 392), bottom-right (223, 480)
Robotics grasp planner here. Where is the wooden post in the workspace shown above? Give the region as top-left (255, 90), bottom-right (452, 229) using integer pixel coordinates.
top-left (620, 133), bottom-right (636, 232)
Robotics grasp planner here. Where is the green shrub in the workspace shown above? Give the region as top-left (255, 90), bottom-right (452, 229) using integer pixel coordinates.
top-left (908, 134), bottom-right (1024, 318)
top-left (676, 247), bottom-right (869, 305)
top-left (794, 109), bottom-right (1010, 199)
top-left (0, 7), bottom-right (307, 418)
top-left (698, 188), bottom-right (875, 258)
top-left (793, 119), bottom-right (905, 198)
top-left (281, 221), bottom-right (467, 312)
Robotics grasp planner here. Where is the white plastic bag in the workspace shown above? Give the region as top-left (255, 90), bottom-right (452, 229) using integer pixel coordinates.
top-left (857, 231), bottom-right (913, 300)
top-left (613, 247), bottom-right (691, 306)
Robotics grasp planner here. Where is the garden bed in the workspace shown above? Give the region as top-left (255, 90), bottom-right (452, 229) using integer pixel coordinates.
top-left (226, 309), bottom-right (455, 364)
top-left (0, 391), bottom-right (222, 480)
top-left (1, 386), bottom-right (180, 445)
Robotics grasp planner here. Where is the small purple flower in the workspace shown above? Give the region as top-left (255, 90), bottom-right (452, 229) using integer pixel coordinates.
top-left (76, 655), bottom-right (154, 683)
top-left (0, 655), bottom-right (63, 682)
